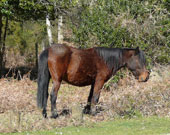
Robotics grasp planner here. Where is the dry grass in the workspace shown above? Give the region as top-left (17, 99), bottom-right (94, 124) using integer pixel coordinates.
top-left (0, 65), bottom-right (169, 133)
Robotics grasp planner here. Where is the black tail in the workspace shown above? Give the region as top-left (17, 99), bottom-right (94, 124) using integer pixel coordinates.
top-left (37, 48), bottom-right (51, 109)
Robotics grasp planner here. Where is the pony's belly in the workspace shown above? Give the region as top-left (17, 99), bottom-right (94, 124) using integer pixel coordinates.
top-left (63, 72), bottom-right (95, 86)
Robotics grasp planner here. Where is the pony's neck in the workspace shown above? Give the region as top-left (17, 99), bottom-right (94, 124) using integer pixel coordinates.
top-left (94, 47), bottom-right (129, 74)
top-left (112, 56), bottom-right (125, 75)
top-left (111, 50), bottom-right (126, 75)
top-left (112, 49), bottom-right (137, 74)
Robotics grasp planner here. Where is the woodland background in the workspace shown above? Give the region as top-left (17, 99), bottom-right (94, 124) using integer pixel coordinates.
top-left (0, 0), bottom-right (169, 78)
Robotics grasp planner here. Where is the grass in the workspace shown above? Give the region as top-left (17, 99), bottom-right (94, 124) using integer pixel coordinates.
top-left (2, 116), bottom-right (170, 135)
top-left (58, 117), bottom-right (170, 135)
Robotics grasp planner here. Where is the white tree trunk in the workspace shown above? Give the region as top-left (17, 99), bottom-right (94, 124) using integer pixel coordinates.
top-left (46, 15), bottom-right (53, 46)
top-left (41, 40), bottom-right (45, 50)
top-left (58, 15), bottom-right (63, 44)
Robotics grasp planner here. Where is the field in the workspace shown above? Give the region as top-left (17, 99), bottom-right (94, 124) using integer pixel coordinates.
top-left (0, 65), bottom-right (169, 134)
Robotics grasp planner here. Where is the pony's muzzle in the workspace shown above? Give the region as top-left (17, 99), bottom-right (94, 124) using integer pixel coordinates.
top-left (138, 70), bottom-right (150, 82)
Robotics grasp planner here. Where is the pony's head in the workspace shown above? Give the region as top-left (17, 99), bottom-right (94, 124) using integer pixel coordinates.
top-left (124, 47), bottom-right (150, 82)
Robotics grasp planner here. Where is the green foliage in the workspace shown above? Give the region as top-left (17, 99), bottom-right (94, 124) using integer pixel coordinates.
top-left (0, 0), bottom-right (47, 20)
top-left (6, 20), bottom-right (47, 66)
top-left (71, 1), bottom-right (136, 48)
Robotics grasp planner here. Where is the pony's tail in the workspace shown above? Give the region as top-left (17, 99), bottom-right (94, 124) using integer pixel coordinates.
top-left (37, 48), bottom-right (51, 109)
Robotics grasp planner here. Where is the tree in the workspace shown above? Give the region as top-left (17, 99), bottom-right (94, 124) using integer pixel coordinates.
top-left (0, 0), bottom-right (77, 76)
top-left (0, 2), bottom-right (10, 73)
top-left (0, 0), bottom-right (49, 75)
top-left (38, 0), bottom-right (78, 46)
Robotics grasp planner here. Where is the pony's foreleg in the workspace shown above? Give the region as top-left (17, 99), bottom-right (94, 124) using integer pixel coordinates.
top-left (90, 80), bottom-right (104, 115)
top-left (83, 84), bottom-right (94, 114)
top-left (50, 81), bottom-right (61, 118)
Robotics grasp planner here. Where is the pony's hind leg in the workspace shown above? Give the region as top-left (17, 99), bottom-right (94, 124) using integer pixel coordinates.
top-left (50, 81), bottom-right (61, 118)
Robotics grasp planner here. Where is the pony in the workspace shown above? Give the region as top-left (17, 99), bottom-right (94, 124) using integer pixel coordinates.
top-left (37, 44), bottom-right (149, 118)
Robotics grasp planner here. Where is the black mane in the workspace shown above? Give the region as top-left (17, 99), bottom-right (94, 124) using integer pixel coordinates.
top-left (138, 50), bottom-right (146, 67)
top-left (94, 47), bottom-right (146, 72)
top-left (94, 47), bottom-right (123, 72)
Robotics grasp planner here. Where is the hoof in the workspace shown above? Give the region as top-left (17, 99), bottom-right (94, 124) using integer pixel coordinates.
top-left (83, 105), bottom-right (91, 114)
top-left (43, 113), bottom-right (47, 118)
top-left (51, 109), bottom-right (58, 119)
top-left (83, 104), bottom-right (97, 115)
top-left (42, 109), bottom-right (47, 118)
top-left (90, 105), bottom-right (97, 116)
top-left (50, 114), bottom-right (58, 119)
top-left (83, 109), bottom-right (91, 114)
top-left (83, 109), bottom-right (97, 116)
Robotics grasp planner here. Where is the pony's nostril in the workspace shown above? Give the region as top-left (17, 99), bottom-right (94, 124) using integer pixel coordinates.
top-left (144, 75), bottom-right (149, 82)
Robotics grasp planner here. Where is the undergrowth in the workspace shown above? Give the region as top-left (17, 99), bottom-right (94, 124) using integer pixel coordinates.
top-left (0, 65), bottom-right (169, 133)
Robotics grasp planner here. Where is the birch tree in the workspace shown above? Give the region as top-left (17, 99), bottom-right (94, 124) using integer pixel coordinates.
top-left (46, 14), bottom-right (53, 46)
top-left (58, 15), bottom-right (63, 44)
top-left (41, 0), bottom-right (78, 46)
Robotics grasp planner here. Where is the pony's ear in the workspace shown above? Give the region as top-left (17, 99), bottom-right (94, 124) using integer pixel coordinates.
top-left (135, 47), bottom-right (140, 55)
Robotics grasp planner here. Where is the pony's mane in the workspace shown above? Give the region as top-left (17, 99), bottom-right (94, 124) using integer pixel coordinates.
top-left (94, 47), bottom-right (146, 71)
top-left (94, 47), bottom-right (123, 71)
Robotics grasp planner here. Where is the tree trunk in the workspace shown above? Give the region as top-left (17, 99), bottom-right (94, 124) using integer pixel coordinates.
top-left (58, 15), bottom-right (63, 44)
top-left (0, 13), bottom-right (2, 77)
top-left (0, 12), bottom-right (2, 45)
top-left (0, 16), bottom-right (8, 77)
top-left (41, 40), bottom-right (45, 50)
top-left (46, 14), bottom-right (53, 46)
top-left (1, 17), bottom-right (8, 68)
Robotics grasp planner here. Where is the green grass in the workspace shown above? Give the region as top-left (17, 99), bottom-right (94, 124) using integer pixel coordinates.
top-left (3, 116), bottom-right (170, 135)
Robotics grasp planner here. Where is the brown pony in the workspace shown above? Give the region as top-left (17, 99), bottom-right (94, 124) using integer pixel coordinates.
top-left (37, 44), bottom-right (149, 118)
